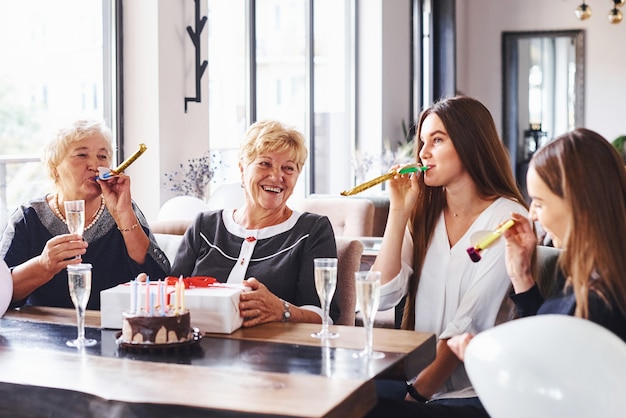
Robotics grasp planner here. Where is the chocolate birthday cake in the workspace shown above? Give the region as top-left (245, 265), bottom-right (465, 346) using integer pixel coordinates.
top-left (121, 310), bottom-right (192, 344)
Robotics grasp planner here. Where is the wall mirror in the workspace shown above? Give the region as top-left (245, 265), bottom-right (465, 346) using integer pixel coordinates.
top-left (502, 30), bottom-right (585, 200)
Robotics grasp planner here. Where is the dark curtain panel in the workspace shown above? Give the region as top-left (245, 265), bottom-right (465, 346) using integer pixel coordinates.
top-left (431, 0), bottom-right (455, 101)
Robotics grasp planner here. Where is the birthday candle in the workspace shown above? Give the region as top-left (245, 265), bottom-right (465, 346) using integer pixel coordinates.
top-left (180, 277), bottom-right (185, 312)
top-left (130, 279), bottom-right (137, 314)
top-left (158, 279), bottom-right (166, 316)
top-left (149, 292), bottom-right (154, 316)
top-left (177, 275), bottom-right (184, 314)
top-left (136, 280), bottom-right (143, 313)
top-left (144, 276), bottom-right (150, 314)
top-left (174, 280), bottom-right (180, 315)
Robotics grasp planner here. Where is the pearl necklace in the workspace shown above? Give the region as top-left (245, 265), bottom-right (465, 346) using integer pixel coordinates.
top-left (52, 194), bottom-right (106, 232)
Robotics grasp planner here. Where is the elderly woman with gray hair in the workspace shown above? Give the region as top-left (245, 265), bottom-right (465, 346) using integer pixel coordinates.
top-left (1, 119), bottom-right (169, 310)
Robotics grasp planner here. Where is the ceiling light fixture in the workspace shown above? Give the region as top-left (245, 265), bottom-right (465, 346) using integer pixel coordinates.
top-left (575, 1), bottom-right (624, 23)
top-left (575, 1), bottom-right (593, 19)
top-left (609, 0), bottom-right (624, 23)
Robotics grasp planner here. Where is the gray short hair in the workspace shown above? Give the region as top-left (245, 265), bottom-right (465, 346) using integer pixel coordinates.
top-left (42, 119), bottom-right (114, 186)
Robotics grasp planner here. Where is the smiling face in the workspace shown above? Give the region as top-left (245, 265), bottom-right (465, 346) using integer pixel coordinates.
top-left (55, 135), bottom-right (111, 200)
top-left (417, 113), bottom-right (467, 187)
top-left (526, 166), bottom-right (571, 247)
top-left (240, 150), bottom-right (300, 211)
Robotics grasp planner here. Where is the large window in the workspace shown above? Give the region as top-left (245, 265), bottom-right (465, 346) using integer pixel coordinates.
top-left (0, 0), bottom-right (118, 227)
top-left (207, 0), bottom-right (354, 196)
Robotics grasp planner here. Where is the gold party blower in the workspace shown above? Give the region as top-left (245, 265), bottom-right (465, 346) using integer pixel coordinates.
top-left (94, 143), bottom-right (148, 180)
top-left (466, 219), bottom-right (515, 262)
top-left (340, 164), bottom-right (429, 196)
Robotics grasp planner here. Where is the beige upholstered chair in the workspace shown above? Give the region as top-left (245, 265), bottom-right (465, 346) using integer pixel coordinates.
top-left (303, 193), bottom-right (389, 237)
top-left (346, 195), bottom-right (390, 237)
top-left (297, 197), bottom-right (375, 237)
top-left (334, 237), bottom-right (364, 326)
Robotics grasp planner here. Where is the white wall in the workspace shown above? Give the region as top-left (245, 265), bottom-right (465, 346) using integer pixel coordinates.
top-left (123, 0), bottom-right (625, 220)
top-left (124, 0), bottom-right (411, 219)
top-left (456, 0), bottom-right (626, 142)
top-left (123, 0), bottom-right (209, 221)
top-left (357, 0), bottom-right (411, 155)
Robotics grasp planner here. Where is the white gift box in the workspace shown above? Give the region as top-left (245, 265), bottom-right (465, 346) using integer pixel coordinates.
top-left (100, 283), bottom-right (245, 334)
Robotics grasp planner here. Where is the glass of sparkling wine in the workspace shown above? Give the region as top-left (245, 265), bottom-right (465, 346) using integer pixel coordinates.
top-left (354, 270), bottom-right (384, 359)
top-left (66, 263), bottom-right (97, 347)
top-left (64, 199), bottom-right (85, 236)
top-left (64, 200), bottom-right (85, 259)
top-left (311, 258), bottom-right (339, 339)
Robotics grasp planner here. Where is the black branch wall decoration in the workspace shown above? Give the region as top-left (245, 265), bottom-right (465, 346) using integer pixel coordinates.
top-left (184, 0), bottom-right (208, 113)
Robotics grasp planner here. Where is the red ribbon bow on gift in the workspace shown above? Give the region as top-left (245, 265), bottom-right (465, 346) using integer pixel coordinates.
top-left (164, 276), bottom-right (217, 289)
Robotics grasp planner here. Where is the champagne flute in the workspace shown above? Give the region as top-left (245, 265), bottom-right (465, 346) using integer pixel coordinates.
top-left (64, 199), bottom-right (85, 236)
top-left (66, 263), bottom-right (97, 347)
top-left (64, 200), bottom-right (85, 259)
top-left (354, 270), bottom-right (384, 359)
top-left (311, 258), bottom-right (339, 339)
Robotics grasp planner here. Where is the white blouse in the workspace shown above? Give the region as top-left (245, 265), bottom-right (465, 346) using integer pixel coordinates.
top-left (379, 197), bottom-right (528, 400)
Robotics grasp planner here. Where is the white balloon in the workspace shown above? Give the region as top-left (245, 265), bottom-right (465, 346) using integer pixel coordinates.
top-left (465, 314), bottom-right (626, 418)
top-left (0, 259), bottom-right (12, 317)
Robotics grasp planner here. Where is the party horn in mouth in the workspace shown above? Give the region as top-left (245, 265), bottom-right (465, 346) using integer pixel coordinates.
top-left (340, 164), bottom-right (429, 196)
top-left (95, 143), bottom-right (148, 180)
top-left (466, 219), bottom-right (515, 262)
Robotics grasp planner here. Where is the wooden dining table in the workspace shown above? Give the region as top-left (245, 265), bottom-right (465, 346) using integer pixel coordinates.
top-left (0, 306), bottom-right (435, 418)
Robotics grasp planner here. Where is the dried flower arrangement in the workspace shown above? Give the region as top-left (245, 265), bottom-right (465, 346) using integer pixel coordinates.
top-left (163, 151), bottom-right (223, 200)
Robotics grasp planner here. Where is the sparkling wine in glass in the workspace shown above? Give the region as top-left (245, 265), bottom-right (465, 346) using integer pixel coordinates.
top-left (66, 263), bottom-right (97, 347)
top-left (354, 270), bottom-right (384, 359)
top-left (64, 199), bottom-right (85, 260)
top-left (311, 258), bottom-right (339, 339)
top-left (64, 199), bottom-right (85, 236)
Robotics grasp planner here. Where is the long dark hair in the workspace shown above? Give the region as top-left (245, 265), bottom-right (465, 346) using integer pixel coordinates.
top-left (402, 95), bottom-right (527, 329)
top-left (531, 128), bottom-right (626, 319)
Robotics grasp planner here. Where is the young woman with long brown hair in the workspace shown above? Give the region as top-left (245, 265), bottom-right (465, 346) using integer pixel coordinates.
top-left (369, 95), bottom-right (528, 418)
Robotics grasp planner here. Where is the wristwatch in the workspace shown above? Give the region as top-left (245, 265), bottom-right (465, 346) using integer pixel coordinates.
top-left (280, 299), bottom-right (291, 322)
top-left (406, 382), bottom-right (428, 403)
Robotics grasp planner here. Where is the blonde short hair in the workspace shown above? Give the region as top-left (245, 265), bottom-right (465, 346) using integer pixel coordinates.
top-left (238, 120), bottom-right (308, 171)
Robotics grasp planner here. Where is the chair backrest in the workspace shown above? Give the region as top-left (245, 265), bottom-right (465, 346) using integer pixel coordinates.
top-left (347, 195), bottom-right (390, 237)
top-left (536, 245), bottom-right (562, 297)
top-left (334, 237), bottom-right (364, 326)
top-left (298, 197), bottom-right (375, 237)
top-left (154, 233), bottom-right (184, 263)
top-left (496, 245), bottom-right (563, 325)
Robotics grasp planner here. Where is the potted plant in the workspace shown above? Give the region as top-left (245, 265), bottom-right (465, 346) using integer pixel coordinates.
top-left (612, 135), bottom-right (626, 164)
